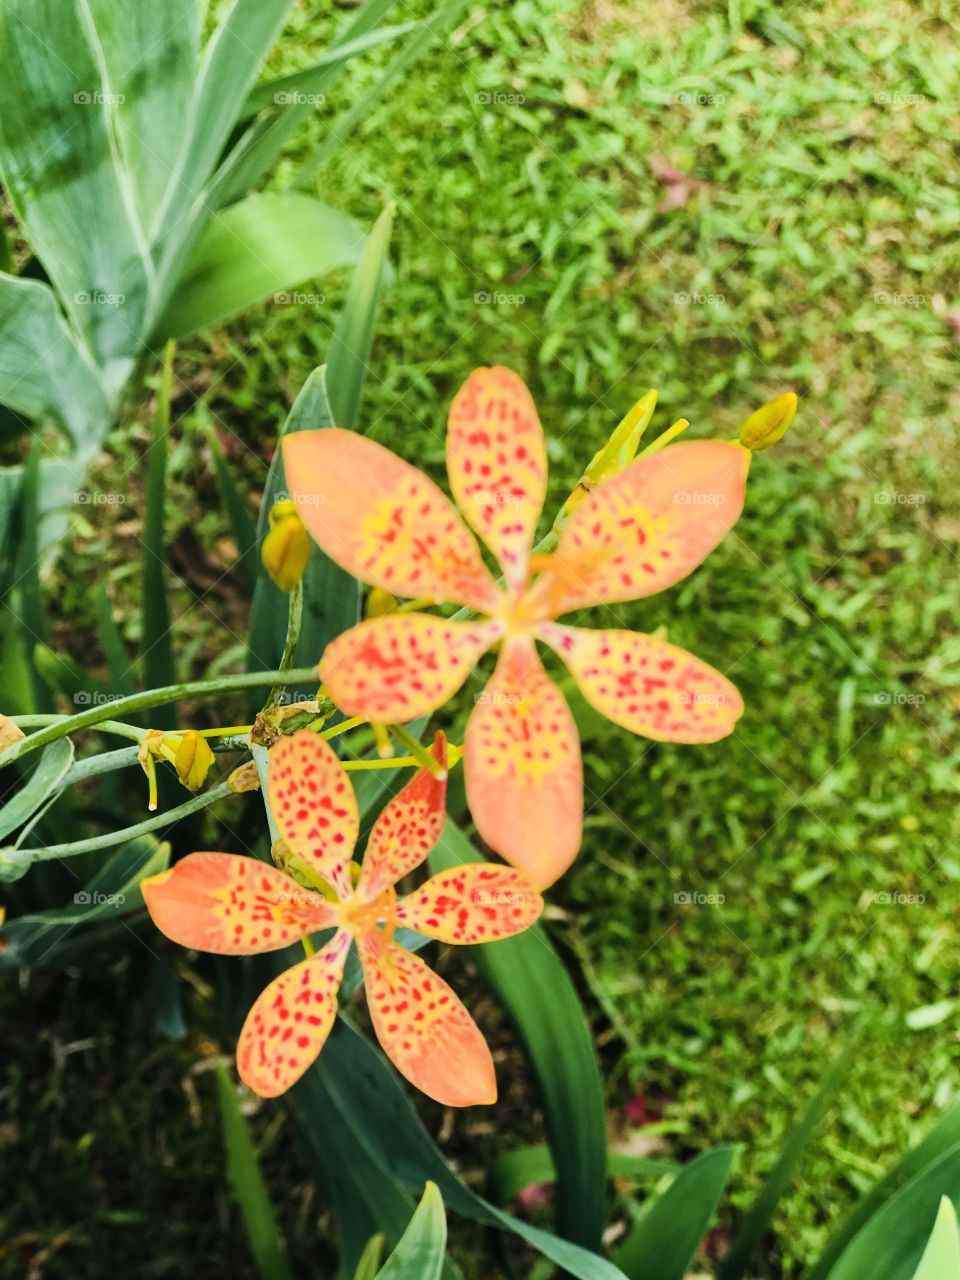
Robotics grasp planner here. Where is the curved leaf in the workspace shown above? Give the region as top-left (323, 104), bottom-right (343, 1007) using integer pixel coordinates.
top-left (430, 819), bottom-right (607, 1250)
top-left (911, 1198), bottom-right (960, 1280)
top-left (613, 1146), bottom-right (738, 1280)
top-left (377, 1184), bottom-right (446, 1280)
top-left (157, 193), bottom-right (365, 340)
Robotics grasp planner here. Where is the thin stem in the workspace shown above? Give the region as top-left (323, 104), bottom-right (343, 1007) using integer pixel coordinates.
top-left (0, 667), bottom-right (321, 771)
top-left (390, 724), bottom-right (445, 777)
top-left (11, 716), bottom-right (145, 744)
top-left (198, 724), bottom-right (253, 738)
top-left (340, 755), bottom-right (420, 772)
top-left (1, 780), bottom-right (235, 872)
top-left (263, 579), bottom-right (305, 711)
top-left (320, 715), bottom-right (366, 741)
top-left (301, 935), bottom-right (317, 958)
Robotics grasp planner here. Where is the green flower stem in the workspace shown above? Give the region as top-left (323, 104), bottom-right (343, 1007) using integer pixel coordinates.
top-left (11, 715), bottom-right (145, 743)
top-left (263, 578), bottom-right (305, 712)
top-left (1, 780), bottom-right (235, 870)
top-left (0, 667), bottom-right (320, 771)
top-left (389, 723), bottom-right (445, 776)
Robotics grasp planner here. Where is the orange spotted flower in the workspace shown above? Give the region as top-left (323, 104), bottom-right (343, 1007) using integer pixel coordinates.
top-left (283, 368), bottom-right (751, 889)
top-left (142, 729), bottom-right (541, 1104)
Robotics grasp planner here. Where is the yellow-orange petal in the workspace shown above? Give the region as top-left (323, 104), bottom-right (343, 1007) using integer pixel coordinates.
top-left (541, 622), bottom-right (743, 742)
top-left (359, 733), bottom-right (448, 900)
top-left (447, 367), bottom-right (547, 591)
top-left (237, 931), bottom-right (350, 1097)
top-left (535, 440), bottom-right (750, 616)
top-left (282, 428), bottom-right (500, 611)
top-left (358, 932), bottom-right (496, 1107)
top-left (141, 852), bottom-right (336, 955)
top-left (319, 614), bottom-right (502, 724)
top-left (268, 730), bottom-right (359, 896)
top-left (464, 634), bottom-right (582, 889)
top-left (396, 864), bottom-right (542, 944)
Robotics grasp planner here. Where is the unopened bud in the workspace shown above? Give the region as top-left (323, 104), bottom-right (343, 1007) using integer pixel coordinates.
top-left (366, 588), bottom-right (397, 619)
top-left (738, 392), bottom-right (797, 451)
top-left (227, 760), bottom-right (261, 793)
top-left (262, 500), bottom-right (310, 593)
top-left (554, 390), bottom-right (658, 531)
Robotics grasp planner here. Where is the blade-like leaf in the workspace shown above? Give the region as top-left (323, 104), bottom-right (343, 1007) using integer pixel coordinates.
top-left (142, 341), bottom-right (176, 728)
top-left (157, 192), bottom-right (364, 340)
top-left (613, 1147), bottom-right (738, 1280)
top-left (216, 1061), bottom-right (293, 1280)
top-left (311, 1017), bottom-right (628, 1280)
top-left (823, 1143), bottom-right (960, 1280)
top-left (804, 1105), bottom-right (960, 1280)
top-left (0, 835), bottom-right (168, 967)
top-left (0, 1), bottom-right (153, 375)
top-left (246, 365), bottom-right (360, 695)
top-left (353, 1235), bottom-right (385, 1280)
top-left (430, 820), bottom-right (607, 1250)
top-left (208, 429), bottom-right (259, 594)
top-left (911, 1198), bottom-right (960, 1280)
top-left (376, 1183), bottom-right (446, 1280)
top-left (326, 202), bottom-right (394, 430)
top-left (95, 586), bottom-right (136, 698)
top-left (718, 1031), bottom-right (860, 1280)
top-left (0, 272), bottom-right (110, 449)
top-left (151, 0), bottom-right (294, 254)
top-left (0, 737), bottom-right (74, 843)
top-left (489, 1146), bottom-right (678, 1208)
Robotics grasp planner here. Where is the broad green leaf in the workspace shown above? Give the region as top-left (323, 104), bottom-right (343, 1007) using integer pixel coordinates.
top-left (431, 820), bottom-right (607, 1251)
top-left (151, 0), bottom-right (294, 253)
top-left (157, 192), bottom-right (364, 340)
top-left (489, 1146), bottom-right (677, 1208)
top-left (911, 1198), bottom-right (960, 1280)
top-left (326, 203), bottom-right (394, 430)
top-left (824, 1143), bottom-right (960, 1280)
top-left (0, 737), bottom-right (74, 843)
top-left (211, 0), bottom-right (406, 208)
top-left (247, 365), bottom-right (360, 695)
top-left (353, 1235), bottom-right (385, 1280)
top-left (0, 1), bottom-right (152, 374)
top-left (804, 1105), bottom-right (960, 1280)
top-left (376, 1183), bottom-right (446, 1280)
top-left (0, 272), bottom-right (110, 449)
top-left (310, 1017), bottom-right (628, 1280)
top-left (79, 0), bottom-right (202, 230)
top-left (294, 0), bottom-right (475, 187)
top-left (0, 835), bottom-right (168, 966)
top-left (718, 1032), bottom-right (860, 1280)
top-left (216, 1062), bottom-right (293, 1280)
top-left (613, 1146), bottom-right (738, 1280)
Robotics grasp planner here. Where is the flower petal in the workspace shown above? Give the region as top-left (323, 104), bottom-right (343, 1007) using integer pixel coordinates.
top-left (320, 614), bottom-right (502, 724)
top-left (142, 852), bottom-right (336, 955)
top-left (541, 622), bottom-right (744, 742)
top-left (359, 733), bottom-right (448, 899)
top-left (268, 730), bottom-right (359, 895)
top-left (358, 932), bottom-right (496, 1106)
top-left (396, 864), bottom-right (543, 944)
top-left (537, 440), bottom-right (750, 615)
top-left (447, 367), bottom-right (548, 590)
top-left (464, 635), bottom-right (582, 888)
top-left (237, 931), bottom-right (350, 1097)
top-left (283, 428), bottom-right (500, 610)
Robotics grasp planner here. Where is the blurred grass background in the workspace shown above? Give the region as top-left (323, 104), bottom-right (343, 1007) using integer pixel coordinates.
top-left (3, 0), bottom-right (959, 1275)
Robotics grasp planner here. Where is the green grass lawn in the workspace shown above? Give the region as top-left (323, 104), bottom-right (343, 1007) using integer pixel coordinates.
top-left (5, 0), bottom-right (959, 1276)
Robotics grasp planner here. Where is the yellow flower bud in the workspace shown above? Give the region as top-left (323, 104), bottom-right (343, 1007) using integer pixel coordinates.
top-left (738, 392), bottom-right (798, 452)
top-left (0, 714), bottom-right (25, 753)
top-left (173, 731), bottom-right (216, 792)
top-left (553, 390), bottom-right (658, 532)
top-left (366, 588), bottom-right (397, 618)
top-left (138, 729), bottom-right (216, 810)
top-left (262, 500), bottom-right (310, 593)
